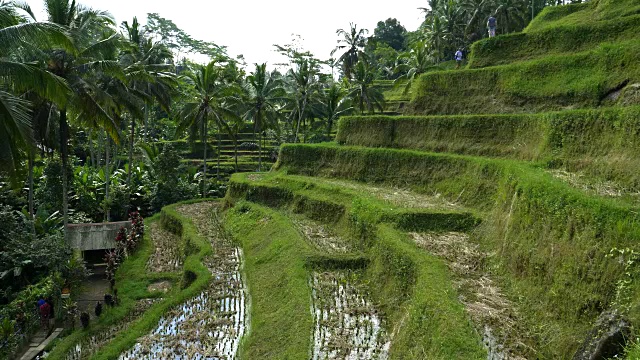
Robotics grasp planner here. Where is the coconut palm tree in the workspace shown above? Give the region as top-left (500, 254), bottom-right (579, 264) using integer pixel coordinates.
top-left (394, 40), bottom-right (434, 94)
top-left (319, 83), bottom-right (352, 138)
top-left (349, 60), bottom-right (385, 114)
top-left (120, 17), bottom-right (175, 191)
top-left (178, 61), bottom-right (239, 196)
top-left (0, 1), bottom-right (70, 177)
top-left (331, 23), bottom-right (368, 80)
top-left (245, 63), bottom-right (284, 171)
top-left (43, 0), bottom-right (122, 226)
top-left (285, 58), bottom-right (321, 143)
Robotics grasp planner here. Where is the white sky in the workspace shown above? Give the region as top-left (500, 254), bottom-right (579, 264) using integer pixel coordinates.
top-left (29, 1), bottom-right (426, 67)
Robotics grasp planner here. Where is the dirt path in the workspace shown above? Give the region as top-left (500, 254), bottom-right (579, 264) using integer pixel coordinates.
top-left (411, 232), bottom-right (531, 359)
top-left (118, 202), bottom-right (248, 360)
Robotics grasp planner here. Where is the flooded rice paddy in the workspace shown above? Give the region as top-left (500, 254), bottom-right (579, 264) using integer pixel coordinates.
top-left (65, 299), bottom-right (160, 360)
top-left (118, 202), bottom-right (248, 360)
top-left (310, 271), bottom-right (390, 360)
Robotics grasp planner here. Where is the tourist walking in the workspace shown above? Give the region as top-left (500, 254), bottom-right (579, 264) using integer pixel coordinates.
top-left (455, 49), bottom-right (464, 69)
top-left (488, 16), bottom-right (497, 37)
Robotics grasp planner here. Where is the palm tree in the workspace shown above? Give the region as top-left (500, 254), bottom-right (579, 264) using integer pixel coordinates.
top-left (331, 23), bottom-right (368, 79)
top-left (43, 0), bottom-right (122, 226)
top-left (285, 58), bottom-right (320, 143)
top-left (319, 83), bottom-right (352, 138)
top-left (394, 40), bottom-right (434, 94)
top-left (245, 63), bottom-right (283, 171)
top-left (178, 61), bottom-right (239, 196)
top-left (120, 17), bottom-right (175, 193)
top-left (350, 60), bottom-right (385, 114)
top-left (0, 1), bottom-right (70, 177)
top-left (494, 0), bottom-right (529, 34)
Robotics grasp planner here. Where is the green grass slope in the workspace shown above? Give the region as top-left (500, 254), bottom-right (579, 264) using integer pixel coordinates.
top-left (408, 39), bottom-right (640, 115)
top-left (274, 142), bottom-right (640, 358)
top-left (224, 203), bottom-right (313, 359)
top-left (468, 14), bottom-right (640, 69)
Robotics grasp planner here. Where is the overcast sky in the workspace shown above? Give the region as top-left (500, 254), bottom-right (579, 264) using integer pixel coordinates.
top-left (29, 1), bottom-right (426, 67)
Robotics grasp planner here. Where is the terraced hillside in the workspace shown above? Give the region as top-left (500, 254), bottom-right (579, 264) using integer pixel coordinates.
top-left (408, 0), bottom-right (640, 115)
top-left (221, 0), bottom-right (640, 358)
top-left (156, 130), bottom-right (278, 184)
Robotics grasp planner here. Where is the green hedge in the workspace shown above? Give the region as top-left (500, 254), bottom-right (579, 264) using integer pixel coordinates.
top-left (408, 39), bottom-right (640, 115)
top-left (468, 14), bottom-right (640, 69)
top-left (336, 107), bottom-right (640, 190)
top-left (275, 143), bottom-right (640, 357)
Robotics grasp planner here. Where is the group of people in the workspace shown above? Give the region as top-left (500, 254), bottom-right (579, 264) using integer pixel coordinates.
top-left (455, 15), bottom-right (498, 69)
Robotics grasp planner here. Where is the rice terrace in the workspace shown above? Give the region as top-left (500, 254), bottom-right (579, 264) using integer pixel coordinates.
top-left (2, 0), bottom-right (640, 359)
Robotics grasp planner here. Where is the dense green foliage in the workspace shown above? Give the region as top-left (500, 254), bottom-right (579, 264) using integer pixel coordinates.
top-left (46, 200), bottom-right (213, 360)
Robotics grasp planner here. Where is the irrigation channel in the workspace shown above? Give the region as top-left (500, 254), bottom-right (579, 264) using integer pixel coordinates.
top-left (119, 202), bottom-right (248, 360)
top-left (295, 217), bottom-right (390, 359)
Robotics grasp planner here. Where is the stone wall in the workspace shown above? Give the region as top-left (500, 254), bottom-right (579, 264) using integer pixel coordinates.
top-left (66, 221), bottom-right (131, 251)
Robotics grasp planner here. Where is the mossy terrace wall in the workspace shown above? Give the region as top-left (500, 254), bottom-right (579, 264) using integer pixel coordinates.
top-left (337, 107), bottom-right (640, 191)
top-left (262, 142), bottom-right (640, 357)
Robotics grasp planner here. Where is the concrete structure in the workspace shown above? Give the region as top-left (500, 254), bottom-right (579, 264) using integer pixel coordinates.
top-left (66, 221), bottom-right (131, 251)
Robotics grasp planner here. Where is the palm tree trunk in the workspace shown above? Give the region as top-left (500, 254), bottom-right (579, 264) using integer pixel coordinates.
top-left (28, 150), bottom-right (35, 235)
top-left (128, 117), bottom-right (135, 190)
top-left (59, 109), bottom-right (69, 229)
top-left (257, 111), bottom-right (262, 172)
top-left (143, 103), bottom-right (149, 142)
top-left (89, 129), bottom-right (95, 167)
top-left (259, 132), bottom-right (263, 172)
top-left (202, 120), bottom-right (208, 198)
top-left (294, 96), bottom-right (308, 143)
top-left (105, 133), bottom-right (111, 222)
top-left (234, 135), bottom-right (238, 172)
top-left (216, 124), bottom-right (221, 182)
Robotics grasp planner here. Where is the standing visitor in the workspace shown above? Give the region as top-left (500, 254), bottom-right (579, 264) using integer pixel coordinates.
top-left (39, 300), bottom-right (51, 330)
top-left (455, 49), bottom-right (464, 69)
top-left (488, 16), bottom-right (497, 37)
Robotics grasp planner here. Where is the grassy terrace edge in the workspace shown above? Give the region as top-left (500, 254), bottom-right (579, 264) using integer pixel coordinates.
top-left (47, 199), bottom-right (216, 360)
top-left (336, 107), bottom-right (640, 191)
top-left (468, 8), bottom-right (640, 68)
top-left (274, 142), bottom-right (640, 357)
top-left (408, 39), bottom-right (640, 115)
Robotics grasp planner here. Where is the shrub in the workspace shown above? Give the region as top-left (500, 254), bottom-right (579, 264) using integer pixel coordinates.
top-left (181, 270), bottom-right (197, 289)
top-left (80, 312), bottom-right (90, 329)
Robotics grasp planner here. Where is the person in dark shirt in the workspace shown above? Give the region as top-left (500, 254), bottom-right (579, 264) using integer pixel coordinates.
top-left (488, 16), bottom-right (497, 37)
